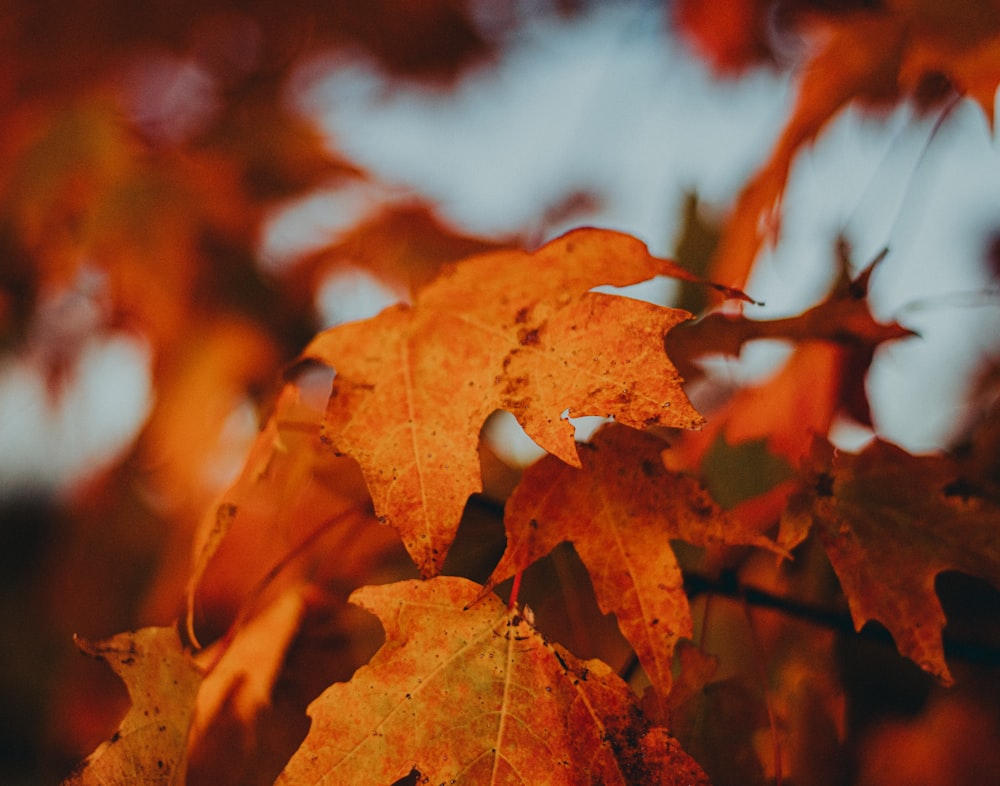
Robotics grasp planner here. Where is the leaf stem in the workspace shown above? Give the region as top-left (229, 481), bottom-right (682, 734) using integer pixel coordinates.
top-left (508, 570), bottom-right (523, 611)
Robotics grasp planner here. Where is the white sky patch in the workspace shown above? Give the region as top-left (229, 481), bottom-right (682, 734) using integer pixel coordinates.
top-left (292, 2), bottom-right (1000, 453)
top-left (297, 2), bottom-right (791, 250)
top-left (5, 2), bottom-right (1000, 498)
top-left (766, 101), bottom-right (1000, 451)
top-left (316, 266), bottom-right (404, 328)
top-left (0, 335), bottom-right (153, 498)
top-left (259, 181), bottom-right (404, 270)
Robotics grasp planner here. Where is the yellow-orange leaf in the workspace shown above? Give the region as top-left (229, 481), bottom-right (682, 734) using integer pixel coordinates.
top-left (192, 586), bottom-right (307, 737)
top-left (63, 627), bottom-right (202, 786)
top-left (486, 423), bottom-right (777, 701)
top-left (303, 228), bottom-right (708, 576)
top-left (781, 438), bottom-right (1000, 684)
top-left (275, 576), bottom-right (710, 786)
top-left (185, 380), bottom-right (400, 645)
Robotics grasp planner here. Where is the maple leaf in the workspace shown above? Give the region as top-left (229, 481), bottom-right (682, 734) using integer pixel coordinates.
top-left (275, 576), bottom-right (710, 786)
top-left (667, 245), bottom-right (915, 474)
top-left (192, 586), bottom-right (307, 738)
top-left (780, 437), bottom-right (1000, 684)
top-left (667, 247), bottom-right (914, 391)
top-left (484, 423), bottom-right (778, 702)
top-left (185, 380), bottom-right (404, 645)
top-left (63, 627), bottom-right (202, 786)
top-left (711, 4), bottom-right (1000, 289)
top-left (302, 228), bottom-right (722, 576)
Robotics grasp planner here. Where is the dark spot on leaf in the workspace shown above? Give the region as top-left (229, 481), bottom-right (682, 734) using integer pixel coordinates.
top-left (518, 327), bottom-right (540, 346)
top-left (816, 472), bottom-right (834, 497)
top-left (514, 306), bottom-right (530, 324)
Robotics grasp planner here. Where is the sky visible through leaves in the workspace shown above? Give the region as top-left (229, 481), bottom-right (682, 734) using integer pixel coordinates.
top-left (5, 1), bottom-right (1000, 494)
top-left (4, 1), bottom-right (1000, 785)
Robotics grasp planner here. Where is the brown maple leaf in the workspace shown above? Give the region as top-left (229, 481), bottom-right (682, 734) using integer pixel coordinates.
top-left (302, 228), bottom-right (722, 576)
top-left (781, 437), bottom-right (1000, 684)
top-left (274, 576), bottom-right (710, 786)
top-left (63, 627), bottom-right (202, 786)
top-left (484, 423), bottom-right (778, 702)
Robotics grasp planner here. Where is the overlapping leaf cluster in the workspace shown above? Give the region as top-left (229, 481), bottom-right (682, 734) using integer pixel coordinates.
top-left (70, 222), bottom-right (1000, 784)
top-left (11, 2), bottom-right (1000, 785)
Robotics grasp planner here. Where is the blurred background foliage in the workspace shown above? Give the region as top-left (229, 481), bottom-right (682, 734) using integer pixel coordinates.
top-left (1, 1), bottom-right (999, 785)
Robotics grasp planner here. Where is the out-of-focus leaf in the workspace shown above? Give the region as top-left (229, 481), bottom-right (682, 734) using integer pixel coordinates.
top-left (290, 202), bottom-right (512, 304)
top-left (710, 3), bottom-right (1000, 289)
top-left (185, 380), bottom-right (406, 645)
top-left (781, 437), bottom-right (1000, 684)
top-left (63, 627), bottom-right (202, 786)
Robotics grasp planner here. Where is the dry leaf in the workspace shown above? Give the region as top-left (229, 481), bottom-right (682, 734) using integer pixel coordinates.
top-left (63, 627), bottom-right (202, 786)
top-left (781, 437), bottom-right (1000, 684)
top-left (275, 576), bottom-right (709, 786)
top-left (303, 228), bottom-right (712, 576)
top-left (486, 423), bottom-right (778, 701)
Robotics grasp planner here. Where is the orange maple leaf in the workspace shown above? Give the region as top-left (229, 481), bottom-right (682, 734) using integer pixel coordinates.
top-left (484, 423), bottom-right (777, 702)
top-left (191, 586), bottom-right (307, 738)
top-left (185, 380), bottom-right (404, 645)
top-left (302, 228), bottom-right (716, 576)
top-left (63, 627), bottom-right (202, 786)
top-left (275, 576), bottom-right (710, 786)
top-left (668, 246), bottom-right (915, 471)
top-left (781, 437), bottom-right (1000, 684)
top-left (712, 4), bottom-right (1000, 289)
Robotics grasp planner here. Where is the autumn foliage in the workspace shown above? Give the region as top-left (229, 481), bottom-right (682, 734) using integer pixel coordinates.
top-left (4, 2), bottom-right (1000, 785)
